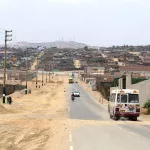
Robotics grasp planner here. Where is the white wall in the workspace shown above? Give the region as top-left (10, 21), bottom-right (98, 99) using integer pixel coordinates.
top-left (110, 74), bottom-right (150, 106)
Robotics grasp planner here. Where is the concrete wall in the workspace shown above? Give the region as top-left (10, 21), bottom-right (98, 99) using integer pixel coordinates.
top-left (0, 80), bottom-right (21, 85)
top-left (120, 70), bottom-right (150, 76)
top-left (127, 78), bottom-right (150, 106)
top-left (110, 74), bottom-right (150, 106)
top-left (85, 78), bottom-right (96, 84)
top-left (88, 79), bottom-right (96, 91)
top-left (0, 73), bottom-right (8, 80)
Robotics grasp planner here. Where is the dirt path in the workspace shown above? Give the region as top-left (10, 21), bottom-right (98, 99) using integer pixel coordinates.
top-left (0, 75), bottom-right (69, 150)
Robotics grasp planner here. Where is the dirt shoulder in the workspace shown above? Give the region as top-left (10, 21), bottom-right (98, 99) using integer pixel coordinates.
top-left (0, 74), bottom-right (69, 150)
top-left (77, 79), bottom-right (108, 105)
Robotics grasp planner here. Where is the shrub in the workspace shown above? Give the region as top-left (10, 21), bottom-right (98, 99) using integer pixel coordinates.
top-left (143, 99), bottom-right (150, 108)
top-left (147, 108), bottom-right (150, 115)
top-left (132, 78), bottom-right (147, 84)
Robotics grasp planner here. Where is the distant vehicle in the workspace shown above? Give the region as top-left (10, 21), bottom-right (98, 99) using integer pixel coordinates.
top-left (108, 89), bottom-right (140, 121)
top-left (69, 77), bottom-right (74, 84)
top-left (73, 90), bottom-right (80, 97)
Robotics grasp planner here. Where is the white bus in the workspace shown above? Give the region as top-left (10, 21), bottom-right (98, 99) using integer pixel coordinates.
top-left (108, 89), bottom-right (140, 121)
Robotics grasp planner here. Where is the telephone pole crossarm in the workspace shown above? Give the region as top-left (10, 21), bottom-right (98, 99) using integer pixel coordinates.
top-left (3, 30), bottom-right (12, 103)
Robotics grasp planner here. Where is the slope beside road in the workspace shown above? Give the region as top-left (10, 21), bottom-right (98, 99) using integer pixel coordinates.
top-left (0, 75), bottom-right (69, 150)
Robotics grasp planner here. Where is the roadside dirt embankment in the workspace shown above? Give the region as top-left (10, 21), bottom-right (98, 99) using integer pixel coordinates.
top-left (0, 74), bottom-right (69, 150)
top-left (78, 79), bottom-right (108, 105)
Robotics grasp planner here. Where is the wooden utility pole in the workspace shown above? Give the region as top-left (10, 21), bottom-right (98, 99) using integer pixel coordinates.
top-left (56, 74), bottom-right (58, 88)
top-left (25, 48), bottom-right (29, 94)
top-left (42, 66), bottom-right (44, 86)
top-left (3, 30), bottom-right (12, 103)
top-left (49, 64), bottom-right (50, 82)
top-left (46, 65), bottom-right (47, 83)
top-left (36, 57), bottom-right (38, 88)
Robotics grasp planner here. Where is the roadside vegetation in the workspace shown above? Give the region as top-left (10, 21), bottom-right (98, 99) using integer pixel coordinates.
top-left (143, 99), bottom-right (150, 114)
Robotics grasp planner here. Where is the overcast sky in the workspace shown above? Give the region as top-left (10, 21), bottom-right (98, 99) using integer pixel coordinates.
top-left (0, 0), bottom-right (150, 46)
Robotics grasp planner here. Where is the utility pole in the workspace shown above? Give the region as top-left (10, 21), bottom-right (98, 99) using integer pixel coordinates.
top-left (56, 74), bottom-right (58, 88)
top-left (3, 30), bottom-right (12, 103)
top-left (36, 57), bottom-right (38, 88)
top-left (42, 64), bottom-right (44, 86)
top-left (46, 65), bottom-right (47, 83)
top-left (49, 64), bottom-right (50, 82)
top-left (25, 48), bottom-right (29, 94)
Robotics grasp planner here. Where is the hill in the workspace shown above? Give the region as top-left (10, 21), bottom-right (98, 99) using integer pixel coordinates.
top-left (8, 41), bottom-right (90, 49)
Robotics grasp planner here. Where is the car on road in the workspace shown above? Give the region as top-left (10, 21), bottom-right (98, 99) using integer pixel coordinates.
top-left (73, 90), bottom-right (80, 97)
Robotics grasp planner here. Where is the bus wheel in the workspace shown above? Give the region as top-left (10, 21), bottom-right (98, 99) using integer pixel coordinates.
top-left (131, 117), bottom-right (137, 121)
top-left (113, 116), bottom-right (120, 121)
top-left (110, 114), bottom-right (113, 119)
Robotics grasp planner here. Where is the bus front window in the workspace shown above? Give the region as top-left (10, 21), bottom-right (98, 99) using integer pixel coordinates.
top-left (121, 94), bottom-right (127, 103)
top-left (129, 94), bottom-right (139, 103)
top-left (117, 94), bottom-right (120, 103)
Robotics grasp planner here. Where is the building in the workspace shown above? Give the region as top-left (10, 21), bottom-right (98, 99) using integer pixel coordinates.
top-left (120, 65), bottom-right (150, 76)
top-left (84, 67), bottom-right (105, 75)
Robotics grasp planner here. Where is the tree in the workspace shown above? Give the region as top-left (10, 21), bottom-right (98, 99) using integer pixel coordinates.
top-left (84, 46), bottom-right (88, 51)
top-left (129, 47), bottom-right (134, 52)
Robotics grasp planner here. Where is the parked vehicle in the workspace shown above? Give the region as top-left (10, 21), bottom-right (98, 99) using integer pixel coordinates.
top-left (108, 89), bottom-right (140, 121)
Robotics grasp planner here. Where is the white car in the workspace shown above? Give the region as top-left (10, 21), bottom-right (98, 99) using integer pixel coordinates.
top-left (73, 91), bottom-right (80, 97)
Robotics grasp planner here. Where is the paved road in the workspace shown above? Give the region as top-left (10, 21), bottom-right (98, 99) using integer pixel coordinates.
top-left (68, 83), bottom-right (150, 150)
top-left (68, 83), bottom-right (109, 120)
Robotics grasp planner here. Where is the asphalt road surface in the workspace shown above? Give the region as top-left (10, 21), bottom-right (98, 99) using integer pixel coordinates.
top-left (68, 83), bottom-right (150, 150)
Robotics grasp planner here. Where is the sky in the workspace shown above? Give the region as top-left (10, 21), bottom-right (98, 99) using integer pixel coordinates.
top-left (0, 0), bottom-right (150, 46)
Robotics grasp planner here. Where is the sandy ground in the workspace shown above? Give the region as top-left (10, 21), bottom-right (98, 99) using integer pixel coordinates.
top-left (0, 74), bottom-right (69, 150)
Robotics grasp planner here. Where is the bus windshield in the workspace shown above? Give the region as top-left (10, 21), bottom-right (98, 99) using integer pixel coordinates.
top-left (129, 94), bottom-right (139, 103)
top-left (121, 94), bottom-right (127, 103)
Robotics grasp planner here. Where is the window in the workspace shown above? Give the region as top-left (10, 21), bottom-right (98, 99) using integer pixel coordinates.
top-left (129, 94), bottom-right (139, 103)
top-left (109, 94), bottom-right (113, 102)
top-left (113, 94), bottom-right (116, 102)
top-left (110, 94), bottom-right (116, 102)
top-left (121, 94), bottom-right (127, 103)
top-left (117, 94), bottom-right (120, 103)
